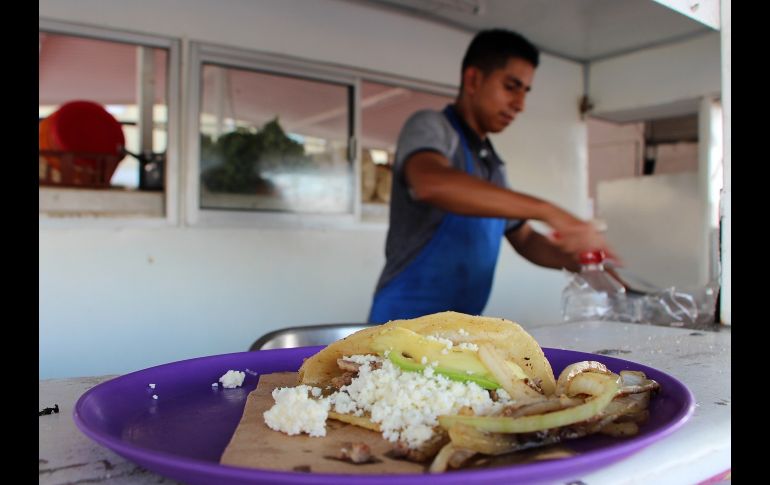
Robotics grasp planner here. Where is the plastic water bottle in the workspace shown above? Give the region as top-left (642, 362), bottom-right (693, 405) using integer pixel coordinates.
top-left (577, 251), bottom-right (626, 294)
top-left (562, 251), bottom-right (626, 322)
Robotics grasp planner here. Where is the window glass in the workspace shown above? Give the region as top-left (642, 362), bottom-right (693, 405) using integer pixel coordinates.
top-left (199, 65), bottom-right (352, 214)
top-left (360, 81), bottom-right (452, 208)
top-left (39, 33), bottom-right (168, 192)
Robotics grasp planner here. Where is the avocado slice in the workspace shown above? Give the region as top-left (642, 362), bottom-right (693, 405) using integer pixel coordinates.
top-left (388, 349), bottom-right (500, 389)
top-left (370, 327), bottom-right (528, 389)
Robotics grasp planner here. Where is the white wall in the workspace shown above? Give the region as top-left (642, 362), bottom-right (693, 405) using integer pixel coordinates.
top-left (586, 118), bottom-right (644, 206)
top-left (590, 32), bottom-right (721, 121)
top-left (597, 173), bottom-right (706, 289)
top-left (39, 0), bottom-right (587, 378)
top-left (39, 227), bottom-right (386, 378)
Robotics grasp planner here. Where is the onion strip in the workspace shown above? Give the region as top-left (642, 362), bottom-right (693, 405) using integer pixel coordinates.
top-left (439, 374), bottom-right (619, 434)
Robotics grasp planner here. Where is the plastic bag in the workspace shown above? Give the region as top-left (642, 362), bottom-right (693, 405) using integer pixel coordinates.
top-left (562, 271), bottom-right (719, 328)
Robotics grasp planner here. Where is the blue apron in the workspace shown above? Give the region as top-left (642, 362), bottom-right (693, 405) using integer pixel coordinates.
top-left (368, 106), bottom-right (507, 323)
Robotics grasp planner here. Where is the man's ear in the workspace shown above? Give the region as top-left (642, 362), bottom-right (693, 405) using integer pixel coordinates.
top-left (461, 66), bottom-right (482, 96)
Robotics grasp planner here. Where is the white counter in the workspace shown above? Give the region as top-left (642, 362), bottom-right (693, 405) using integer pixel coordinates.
top-left (38, 320), bottom-right (730, 485)
top-left (527, 321), bottom-right (731, 484)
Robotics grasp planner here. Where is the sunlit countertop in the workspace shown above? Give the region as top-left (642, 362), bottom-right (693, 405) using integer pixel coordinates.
top-left (39, 320), bottom-right (730, 485)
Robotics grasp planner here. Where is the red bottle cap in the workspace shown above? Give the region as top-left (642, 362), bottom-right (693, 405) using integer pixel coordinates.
top-left (579, 250), bottom-right (605, 264)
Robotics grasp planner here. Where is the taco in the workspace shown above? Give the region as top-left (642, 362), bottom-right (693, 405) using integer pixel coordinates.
top-left (263, 311), bottom-right (659, 472)
top-left (298, 311), bottom-right (556, 397)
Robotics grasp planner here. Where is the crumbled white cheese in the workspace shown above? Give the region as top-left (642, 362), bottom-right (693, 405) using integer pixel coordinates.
top-left (458, 328), bottom-right (469, 336)
top-left (148, 383), bottom-right (156, 389)
top-left (263, 385), bottom-right (330, 437)
top-left (263, 352), bottom-right (516, 450)
top-left (326, 355), bottom-right (513, 449)
top-left (420, 356), bottom-right (428, 365)
top-left (152, 394), bottom-right (158, 400)
top-left (425, 335), bottom-right (454, 349)
top-left (426, 334), bottom-right (478, 353)
top-left (219, 370), bottom-right (246, 389)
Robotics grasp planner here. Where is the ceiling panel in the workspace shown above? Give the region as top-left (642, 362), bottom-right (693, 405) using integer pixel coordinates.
top-left (362, 0), bottom-right (715, 62)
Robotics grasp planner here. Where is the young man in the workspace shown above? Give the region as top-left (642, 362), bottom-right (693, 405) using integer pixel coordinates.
top-left (367, 29), bottom-right (618, 324)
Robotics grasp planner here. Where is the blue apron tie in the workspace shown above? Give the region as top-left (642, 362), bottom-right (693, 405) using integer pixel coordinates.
top-left (368, 106), bottom-right (507, 323)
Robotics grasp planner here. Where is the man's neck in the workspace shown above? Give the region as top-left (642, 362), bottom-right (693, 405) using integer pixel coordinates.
top-left (453, 99), bottom-right (487, 140)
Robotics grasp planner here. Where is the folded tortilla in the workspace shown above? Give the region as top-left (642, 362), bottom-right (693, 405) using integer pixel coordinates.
top-left (297, 311), bottom-right (556, 395)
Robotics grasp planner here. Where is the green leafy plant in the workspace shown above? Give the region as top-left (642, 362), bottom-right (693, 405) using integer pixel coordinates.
top-left (200, 118), bottom-right (311, 194)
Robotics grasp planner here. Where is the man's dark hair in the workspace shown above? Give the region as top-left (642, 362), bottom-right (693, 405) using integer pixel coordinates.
top-left (461, 29), bottom-right (540, 76)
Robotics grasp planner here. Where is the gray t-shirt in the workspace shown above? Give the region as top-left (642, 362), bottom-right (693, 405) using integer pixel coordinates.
top-left (374, 106), bottom-right (525, 293)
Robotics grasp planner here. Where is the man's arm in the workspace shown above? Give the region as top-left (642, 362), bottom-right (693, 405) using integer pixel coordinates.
top-left (505, 222), bottom-right (581, 272)
top-left (404, 151), bottom-right (554, 220)
top-left (404, 151), bottom-right (618, 261)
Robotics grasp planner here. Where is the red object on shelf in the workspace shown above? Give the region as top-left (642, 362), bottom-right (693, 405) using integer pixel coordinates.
top-left (39, 100), bottom-right (125, 187)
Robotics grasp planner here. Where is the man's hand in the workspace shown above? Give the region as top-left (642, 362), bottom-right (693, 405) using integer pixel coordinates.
top-left (506, 223), bottom-right (581, 272)
top-left (545, 210), bottom-right (620, 265)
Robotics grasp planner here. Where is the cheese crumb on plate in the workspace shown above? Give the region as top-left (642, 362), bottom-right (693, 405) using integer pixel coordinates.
top-left (219, 370), bottom-right (246, 389)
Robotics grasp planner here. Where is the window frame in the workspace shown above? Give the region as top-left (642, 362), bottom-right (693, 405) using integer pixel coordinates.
top-left (38, 18), bottom-right (181, 227)
top-left (186, 42), bottom-right (363, 228)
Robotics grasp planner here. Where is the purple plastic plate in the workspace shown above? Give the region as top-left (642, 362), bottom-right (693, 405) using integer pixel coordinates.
top-left (74, 347), bottom-right (694, 485)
